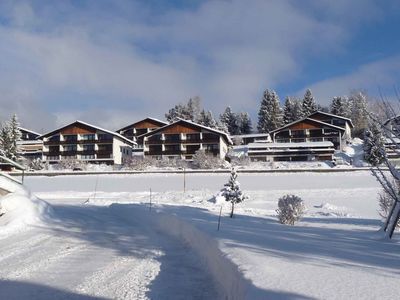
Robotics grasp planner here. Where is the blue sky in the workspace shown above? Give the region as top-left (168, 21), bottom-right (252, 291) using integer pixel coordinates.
top-left (0, 0), bottom-right (399, 132)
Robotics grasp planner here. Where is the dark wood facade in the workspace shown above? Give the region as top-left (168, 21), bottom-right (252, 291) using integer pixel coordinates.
top-left (117, 118), bottom-right (168, 145)
top-left (270, 118), bottom-right (345, 150)
top-left (40, 121), bottom-right (134, 165)
top-left (141, 119), bottom-right (232, 160)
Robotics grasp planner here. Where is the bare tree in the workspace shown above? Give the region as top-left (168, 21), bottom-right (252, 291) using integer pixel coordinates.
top-left (369, 93), bottom-right (400, 239)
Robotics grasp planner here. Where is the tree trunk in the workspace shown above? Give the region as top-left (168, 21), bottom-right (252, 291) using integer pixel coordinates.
top-left (386, 202), bottom-right (400, 239)
top-left (230, 202), bottom-right (234, 218)
top-left (382, 200), bottom-right (397, 232)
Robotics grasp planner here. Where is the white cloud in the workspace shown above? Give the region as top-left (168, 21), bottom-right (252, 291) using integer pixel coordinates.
top-left (299, 55), bottom-right (400, 105)
top-left (0, 0), bottom-right (392, 131)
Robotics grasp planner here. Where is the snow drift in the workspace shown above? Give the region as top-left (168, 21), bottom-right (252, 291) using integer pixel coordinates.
top-left (0, 175), bottom-right (52, 237)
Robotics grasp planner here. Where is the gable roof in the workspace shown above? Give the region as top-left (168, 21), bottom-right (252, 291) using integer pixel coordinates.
top-left (117, 117), bottom-right (168, 133)
top-left (307, 111), bottom-right (354, 128)
top-left (139, 118), bottom-right (233, 145)
top-left (18, 127), bottom-right (41, 137)
top-left (269, 117), bottom-right (346, 134)
top-left (38, 120), bottom-right (136, 146)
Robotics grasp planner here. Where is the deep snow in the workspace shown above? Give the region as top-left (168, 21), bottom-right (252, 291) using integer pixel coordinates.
top-left (1, 172), bottom-right (400, 299)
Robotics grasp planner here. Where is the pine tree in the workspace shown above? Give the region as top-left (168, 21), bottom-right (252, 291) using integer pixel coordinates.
top-left (198, 109), bottom-right (217, 128)
top-left (165, 97), bottom-right (202, 122)
top-left (238, 112), bottom-right (252, 134)
top-left (9, 114), bottom-right (21, 159)
top-left (302, 89), bottom-right (317, 116)
top-left (350, 91), bottom-right (369, 137)
top-left (257, 89), bottom-right (283, 133)
top-left (283, 97), bottom-right (300, 124)
top-left (221, 168), bottom-right (247, 218)
top-left (330, 96), bottom-right (351, 118)
top-left (220, 107), bottom-right (240, 135)
top-left (363, 121), bottom-right (386, 166)
top-left (0, 115), bottom-right (21, 161)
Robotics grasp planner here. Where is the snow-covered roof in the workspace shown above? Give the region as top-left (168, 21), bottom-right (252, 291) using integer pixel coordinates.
top-left (17, 140), bottom-right (43, 145)
top-left (248, 141), bottom-right (334, 149)
top-left (307, 111), bottom-right (354, 128)
top-left (18, 127), bottom-right (41, 137)
top-left (38, 120), bottom-right (136, 146)
top-left (139, 118), bottom-right (233, 145)
top-left (230, 133), bottom-right (270, 139)
top-left (117, 117), bottom-right (168, 132)
top-left (269, 117), bottom-right (346, 134)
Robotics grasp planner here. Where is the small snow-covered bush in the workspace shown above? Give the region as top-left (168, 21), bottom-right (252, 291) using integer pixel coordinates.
top-left (276, 194), bottom-right (305, 225)
top-left (191, 149), bottom-right (228, 169)
top-left (123, 156), bottom-right (158, 170)
top-left (28, 158), bottom-right (44, 171)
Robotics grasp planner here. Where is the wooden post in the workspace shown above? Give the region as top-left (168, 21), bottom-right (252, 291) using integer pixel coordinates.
top-left (149, 188), bottom-right (152, 211)
top-left (22, 170), bottom-right (25, 184)
top-left (217, 205), bottom-right (222, 231)
top-left (183, 167), bottom-right (186, 194)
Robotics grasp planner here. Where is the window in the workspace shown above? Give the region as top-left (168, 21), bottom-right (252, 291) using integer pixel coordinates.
top-left (98, 144), bottom-right (112, 152)
top-left (186, 133), bottom-right (200, 141)
top-left (47, 156), bottom-right (59, 161)
top-left (205, 144), bottom-right (219, 151)
top-left (48, 135), bottom-right (60, 142)
top-left (64, 145), bottom-right (77, 152)
top-left (98, 133), bottom-right (113, 141)
top-left (165, 144), bottom-right (180, 152)
top-left (82, 144), bottom-right (95, 151)
top-left (63, 135), bottom-right (77, 142)
top-left (291, 130), bottom-right (305, 138)
top-left (81, 134), bottom-right (95, 141)
top-left (164, 134), bottom-right (180, 142)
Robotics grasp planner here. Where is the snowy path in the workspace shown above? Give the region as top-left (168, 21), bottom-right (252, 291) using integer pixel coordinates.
top-left (0, 203), bottom-right (218, 300)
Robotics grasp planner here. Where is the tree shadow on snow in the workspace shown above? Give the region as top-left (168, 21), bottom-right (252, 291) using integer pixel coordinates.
top-left (0, 279), bottom-right (107, 300)
top-left (157, 204), bottom-right (400, 275)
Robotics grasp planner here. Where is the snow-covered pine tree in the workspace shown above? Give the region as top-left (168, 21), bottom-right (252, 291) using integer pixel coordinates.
top-left (9, 114), bottom-right (21, 159)
top-left (220, 107), bottom-right (240, 135)
top-left (198, 109), bottom-right (217, 129)
top-left (363, 120), bottom-right (386, 166)
top-left (187, 97), bottom-right (201, 121)
top-left (302, 89), bottom-right (317, 116)
top-left (165, 104), bottom-right (186, 122)
top-left (330, 96), bottom-right (351, 118)
top-left (350, 91), bottom-right (369, 137)
top-left (221, 168), bottom-right (247, 218)
top-left (165, 97), bottom-right (202, 122)
top-left (283, 96), bottom-right (300, 124)
top-left (238, 112), bottom-right (252, 134)
top-left (0, 123), bottom-right (13, 160)
top-left (257, 89), bottom-right (283, 133)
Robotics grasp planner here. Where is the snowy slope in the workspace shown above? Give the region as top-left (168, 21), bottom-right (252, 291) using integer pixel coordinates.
top-left (1, 172), bottom-right (399, 299)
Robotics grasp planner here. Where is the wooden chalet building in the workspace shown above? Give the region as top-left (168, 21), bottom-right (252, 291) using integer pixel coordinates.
top-left (39, 121), bottom-right (135, 165)
top-left (307, 111), bottom-right (353, 141)
top-left (140, 119), bottom-right (232, 160)
top-left (270, 117), bottom-right (346, 150)
top-left (17, 127), bottom-right (43, 160)
top-left (117, 117), bottom-right (168, 145)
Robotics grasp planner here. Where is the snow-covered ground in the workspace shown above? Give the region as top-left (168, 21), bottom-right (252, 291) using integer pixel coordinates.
top-left (1, 172), bottom-right (400, 299)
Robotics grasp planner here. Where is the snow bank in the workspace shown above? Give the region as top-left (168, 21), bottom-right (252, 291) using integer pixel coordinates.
top-left (153, 211), bottom-right (249, 299)
top-left (0, 175), bottom-right (52, 237)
